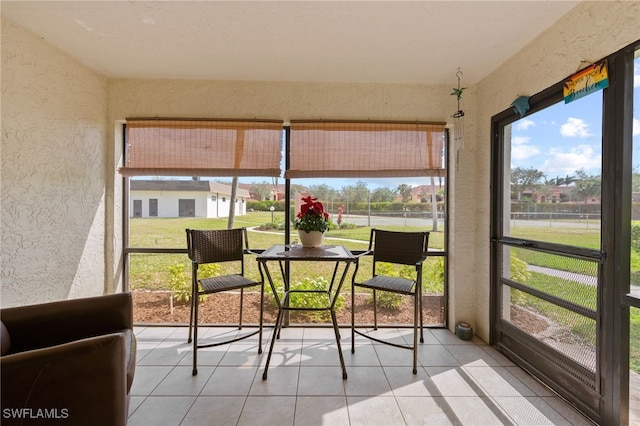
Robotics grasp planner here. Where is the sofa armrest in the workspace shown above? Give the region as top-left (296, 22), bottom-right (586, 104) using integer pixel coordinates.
top-left (1, 333), bottom-right (129, 426)
top-left (1, 293), bottom-right (133, 354)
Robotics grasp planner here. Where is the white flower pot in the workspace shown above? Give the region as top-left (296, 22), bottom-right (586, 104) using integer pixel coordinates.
top-left (298, 230), bottom-right (324, 248)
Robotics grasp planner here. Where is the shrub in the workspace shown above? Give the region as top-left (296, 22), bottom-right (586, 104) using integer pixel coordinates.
top-left (168, 263), bottom-right (221, 303)
top-left (337, 222), bottom-right (357, 229)
top-left (632, 221), bottom-right (640, 253)
top-left (261, 221), bottom-right (286, 231)
top-left (424, 257), bottom-right (445, 292)
top-left (365, 262), bottom-right (406, 309)
top-left (267, 276), bottom-right (345, 321)
top-left (509, 251), bottom-right (531, 283)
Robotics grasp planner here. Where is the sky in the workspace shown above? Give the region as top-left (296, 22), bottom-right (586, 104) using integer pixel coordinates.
top-left (510, 56), bottom-right (640, 179)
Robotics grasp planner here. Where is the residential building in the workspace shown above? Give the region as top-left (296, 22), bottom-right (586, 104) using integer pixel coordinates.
top-left (130, 180), bottom-right (248, 218)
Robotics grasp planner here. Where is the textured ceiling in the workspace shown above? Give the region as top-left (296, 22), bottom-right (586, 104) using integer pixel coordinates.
top-left (1, 1), bottom-right (581, 85)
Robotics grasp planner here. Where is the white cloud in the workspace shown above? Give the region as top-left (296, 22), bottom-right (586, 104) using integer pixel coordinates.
top-left (510, 136), bottom-right (539, 160)
top-left (634, 117), bottom-right (640, 136)
top-left (560, 117), bottom-right (592, 138)
top-left (635, 68), bottom-right (640, 88)
top-left (541, 144), bottom-right (601, 175)
top-left (512, 136), bottom-right (530, 145)
top-left (512, 144), bottom-right (540, 161)
top-left (515, 119), bottom-right (535, 131)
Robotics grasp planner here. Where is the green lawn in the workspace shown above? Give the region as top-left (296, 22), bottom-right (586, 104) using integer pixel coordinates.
top-left (506, 225), bottom-right (640, 374)
top-left (128, 213), bottom-right (446, 294)
top-left (632, 307), bottom-right (640, 373)
top-left (128, 212), bottom-right (445, 249)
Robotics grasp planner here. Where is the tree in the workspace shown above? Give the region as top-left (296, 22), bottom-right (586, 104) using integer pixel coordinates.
top-left (572, 168), bottom-right (601, 203)
top-left (547, 174), bottom-right (576, 187)
top-left (511, 167), bottom-right (546, 200)
top-left (341, 181), bottom-right (369, 204)
top-left (430, 177), bottom-right (439, 231)
top-left (227, 176), bottom-right (239, 229)
top-left (250, 182), bottom-right (272, 201)
top-left (397, 184), bottom-right (413, 203)
top-left (371, 187), bottom-right (396, 203)
top-left (562, 174), bottom-right (576, 186)
top-left (308, 184), bottom-right (338, 206)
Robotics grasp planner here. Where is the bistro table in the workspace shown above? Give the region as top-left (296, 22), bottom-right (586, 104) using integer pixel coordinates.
top-left (257, 244), bottom-right (356, 380)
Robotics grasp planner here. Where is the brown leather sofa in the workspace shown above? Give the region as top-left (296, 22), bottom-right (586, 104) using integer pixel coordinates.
top-left (1, 293), bottom-right (136, 426)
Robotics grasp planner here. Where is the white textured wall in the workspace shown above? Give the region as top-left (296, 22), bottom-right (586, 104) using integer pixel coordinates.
top-left (107, 78), bottom-right (466, 311)
top-left (472, 1), bottom-right (640, 340)
top-left (108, 80), bottom-right (453, 122)
top-left (1, 16), bottom-right (108, 307)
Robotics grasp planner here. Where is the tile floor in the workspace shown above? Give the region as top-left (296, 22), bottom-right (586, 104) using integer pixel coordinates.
top-left (128, 325), bottom-right (594, 425)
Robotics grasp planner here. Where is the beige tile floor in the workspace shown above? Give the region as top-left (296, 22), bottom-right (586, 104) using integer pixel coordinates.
top-left (128, 325), bottom-right (594, 425)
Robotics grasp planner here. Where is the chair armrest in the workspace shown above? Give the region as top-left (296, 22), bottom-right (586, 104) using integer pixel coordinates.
top-left (351, 249), bottom-right (373, 258)
top-left (415, 252), bottom-right (431, 267)
top-left (1, 333), bottom-right (128, 426)
top-left (1, 293), bottom-right (133, 354)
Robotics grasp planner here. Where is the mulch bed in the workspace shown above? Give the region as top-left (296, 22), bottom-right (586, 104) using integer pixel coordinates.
top-left (509, 304), bottom-right (552, 335)
top-left (132, 290), bottom-right (445, 326)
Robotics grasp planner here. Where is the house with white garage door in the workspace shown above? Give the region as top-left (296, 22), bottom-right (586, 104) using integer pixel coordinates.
top-left (130, 180), bottom-right (249, 218)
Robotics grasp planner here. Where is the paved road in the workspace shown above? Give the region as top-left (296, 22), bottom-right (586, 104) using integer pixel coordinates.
top-left (341, 214), bottom-right (598, 230)
top-left (339, 214), bottom-right (444, 228)
top-left (507, 218), bottom-right (600, 229)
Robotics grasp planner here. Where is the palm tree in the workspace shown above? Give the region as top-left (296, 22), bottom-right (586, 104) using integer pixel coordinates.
top-left (397, 184), bottom-right (413, 203)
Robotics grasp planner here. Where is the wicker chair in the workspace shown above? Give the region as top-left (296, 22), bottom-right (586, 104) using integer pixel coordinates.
top-left (351, 228), bottom-right (430, 373)
top-left (186, 228), bottom-right (264, 376)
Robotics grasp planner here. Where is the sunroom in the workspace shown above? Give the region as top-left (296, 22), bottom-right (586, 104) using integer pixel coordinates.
top-left (2, 1), bottom-right (640, 425)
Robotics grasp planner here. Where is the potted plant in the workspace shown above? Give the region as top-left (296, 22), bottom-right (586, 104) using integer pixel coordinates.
top-left (294, 195), bottom-right (330, 247)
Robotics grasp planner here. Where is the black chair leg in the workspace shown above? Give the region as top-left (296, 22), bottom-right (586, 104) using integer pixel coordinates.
top-left (187, 276), bottom-right (196, 344)
top-left (351, 284), bottom-right (355, 354)
top-left (413, 292), bottom-right (418, 374)
top-left (258, 283), bottom-right (264, 354)
top-left (238, 288), bottom-right (244, 330)
top-left (373, 290), bottom-right (378, 330)
top-left (419, 285), bottom-right (424, 343)
top-left (192, 294), bottom-right (199, 376)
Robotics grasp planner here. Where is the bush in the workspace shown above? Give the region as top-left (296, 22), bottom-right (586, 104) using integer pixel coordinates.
top-left (168, 263), bottom-right (221, 303)
top-left (338, 222), bottom-right (357, 229)
top-left (247, 200), bottom-right (285, 212)
top-left (509, 251), bottom-right (531, 283)
top-left (425, 257), bottom-right (445, 288)
top-left (365, 262), bottom-right (407, 309)
top-left (266, 276), bottom-right (345, 321)
top-left (632, 221), bottom-right (640, 253)
top-left (261, 221), bottom-right (286, 231)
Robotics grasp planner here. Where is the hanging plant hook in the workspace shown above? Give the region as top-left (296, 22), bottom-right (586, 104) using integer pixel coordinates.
top-left (451, 69), bottom-right (466, 118)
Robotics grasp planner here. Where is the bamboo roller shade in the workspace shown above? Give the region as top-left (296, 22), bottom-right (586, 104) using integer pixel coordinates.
top-left (120, 119), bottom-right (283, 177)
top-left (287, 120), bottom-right (446, 178)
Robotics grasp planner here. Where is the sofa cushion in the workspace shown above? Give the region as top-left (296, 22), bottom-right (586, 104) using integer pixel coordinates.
top-left (121, 328), bottom-right (136, 391)
top-left (0, 321), bottom-right (10, 356)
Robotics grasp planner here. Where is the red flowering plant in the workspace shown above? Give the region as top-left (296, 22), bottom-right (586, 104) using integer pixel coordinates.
top-left (294, 196), bottom-right (330, 233)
